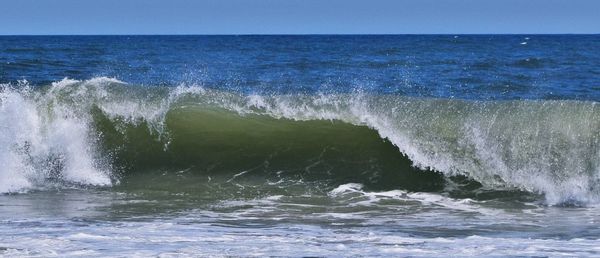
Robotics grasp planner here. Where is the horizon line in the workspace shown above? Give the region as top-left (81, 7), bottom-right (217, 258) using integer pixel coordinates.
top-left (1, 33), bottom-right (599, 36)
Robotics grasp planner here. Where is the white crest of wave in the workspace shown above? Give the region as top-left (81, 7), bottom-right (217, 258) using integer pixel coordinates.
top-left (0, 78), bottom-right (114, 193)
top-left (0, 77), bottom-right (213, 193)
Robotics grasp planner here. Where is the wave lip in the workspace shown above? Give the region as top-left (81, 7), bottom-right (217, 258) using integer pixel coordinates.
top-left (2, 77), bottom-right (600, 206)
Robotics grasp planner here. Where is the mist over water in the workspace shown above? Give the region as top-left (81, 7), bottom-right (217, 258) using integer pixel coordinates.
top-left (1, 35), bottom-right (600, 256)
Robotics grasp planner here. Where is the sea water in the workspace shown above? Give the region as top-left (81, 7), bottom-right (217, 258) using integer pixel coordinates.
top-left (1, 35), bottom-right (600, 256)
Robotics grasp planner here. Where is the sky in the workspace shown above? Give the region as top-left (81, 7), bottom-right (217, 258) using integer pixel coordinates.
top-left (1, 0), bottom-right (599, 35)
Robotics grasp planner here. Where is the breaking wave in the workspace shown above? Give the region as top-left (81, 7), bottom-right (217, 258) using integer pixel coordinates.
top-left (1, 77), bottom-right (600, 205)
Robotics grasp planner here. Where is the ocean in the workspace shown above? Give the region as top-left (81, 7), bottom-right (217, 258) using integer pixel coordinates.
top-left (1, 35), bottom-right (600, 256)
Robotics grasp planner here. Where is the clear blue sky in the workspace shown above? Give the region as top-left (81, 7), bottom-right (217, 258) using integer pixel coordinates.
top-left (1, 0), bottom-right (599, 35)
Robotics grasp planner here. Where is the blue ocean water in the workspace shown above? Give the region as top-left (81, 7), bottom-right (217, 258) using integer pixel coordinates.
top-left (2, 35), bottom-right (599, 99)
top-left (1, 35), bottom-right (600, 256)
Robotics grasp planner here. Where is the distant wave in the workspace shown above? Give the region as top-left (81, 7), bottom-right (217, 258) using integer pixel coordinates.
top-left (1, 77), bottom-right (600, 205)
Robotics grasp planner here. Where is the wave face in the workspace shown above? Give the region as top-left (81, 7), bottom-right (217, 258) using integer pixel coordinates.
top-left (1, 77), bottom-right (600, 204)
